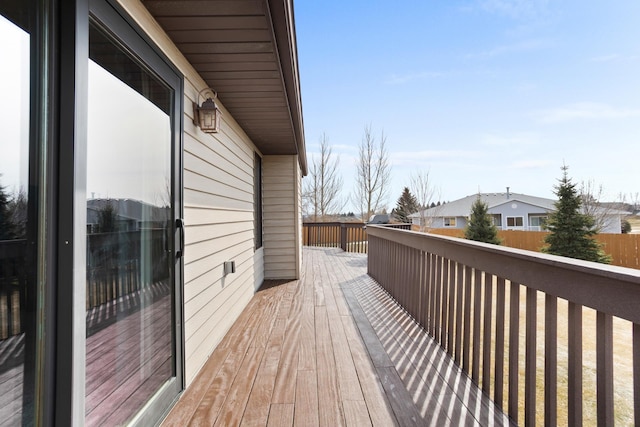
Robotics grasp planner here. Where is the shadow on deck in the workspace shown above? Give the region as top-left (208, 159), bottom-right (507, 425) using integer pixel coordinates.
top-left (163, 247), bottom-right (512, 426)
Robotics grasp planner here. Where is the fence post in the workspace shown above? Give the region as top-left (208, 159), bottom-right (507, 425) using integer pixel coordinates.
top-left (340, 223), bottom-right (347, 251)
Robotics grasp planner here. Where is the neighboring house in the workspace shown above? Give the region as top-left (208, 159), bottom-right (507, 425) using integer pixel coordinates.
top-left (1, 1), bottom-right (306, 425)
top-left (409, 192), bottom-right (628, 234)
top-left (86, 198), bottom-right (170, 232)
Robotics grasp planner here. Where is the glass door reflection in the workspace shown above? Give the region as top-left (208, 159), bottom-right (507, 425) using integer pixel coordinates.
top-left (0, 5), bottom-right (36, 426)
top-left (85, 22), bottom-right (174, 425)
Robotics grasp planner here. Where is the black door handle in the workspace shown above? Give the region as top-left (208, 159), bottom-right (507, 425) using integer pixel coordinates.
top-left (176, 218), bottom-right (184, 259)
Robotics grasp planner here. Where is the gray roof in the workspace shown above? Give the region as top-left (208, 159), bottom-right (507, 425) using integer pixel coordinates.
top-left (87, 198), bottom-right (169, 223)
top-left (408, 192), bottom-right (555, 218)
top-left (408, 192), bottom-right (632, 219)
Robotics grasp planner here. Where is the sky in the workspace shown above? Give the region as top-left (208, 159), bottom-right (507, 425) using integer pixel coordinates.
top-left (87, 60), bottom-right (171, 206)
top-left (0, 14), bottom-right (30, 193)
top-left (295, 0), bottom-right (640, 212)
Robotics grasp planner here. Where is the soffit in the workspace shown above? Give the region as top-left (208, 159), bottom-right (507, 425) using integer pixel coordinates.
top-left (143, 0), bottom-right (307, 174)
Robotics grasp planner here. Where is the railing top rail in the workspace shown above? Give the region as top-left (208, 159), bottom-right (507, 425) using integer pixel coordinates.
top-left (302, 222), bottom-right (411, 227)
top-left (303, 222), bottom-right (363, 226)
top-left (367, 225), bottom-right (640, 324)
top-left (0, 239), bottom-right (27, 259)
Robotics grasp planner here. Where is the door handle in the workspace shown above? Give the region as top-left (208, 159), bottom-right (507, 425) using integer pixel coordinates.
top-left (176, 218), bottom-right (184, 259)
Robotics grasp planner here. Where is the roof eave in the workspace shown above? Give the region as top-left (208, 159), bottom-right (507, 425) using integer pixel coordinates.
top-left (265, 0), bottom-right (307, 175)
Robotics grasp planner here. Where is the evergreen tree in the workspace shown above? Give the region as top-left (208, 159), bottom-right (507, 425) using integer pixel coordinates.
top-left (0, 181), bottom-right (17, 240)
top-left (98, 200), bottom-right (118, 233)
top-left (542, 166), bottom-right (611, 263)
top-left (393, 187), bottom-right (419, 223)
top-left (464, 195), bottom-right (500, 244)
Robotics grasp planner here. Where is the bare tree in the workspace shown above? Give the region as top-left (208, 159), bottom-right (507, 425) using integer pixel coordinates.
top-left (303, 134), bottom-right (344, 221)
top-left (410, 170), bottom-right (441, 232)
top-left (625, 191), bottom-right (640, 212)
top-left (579, 179), bottom-right (627, 233)
top-left (353, 126), bottom-right (391, 221)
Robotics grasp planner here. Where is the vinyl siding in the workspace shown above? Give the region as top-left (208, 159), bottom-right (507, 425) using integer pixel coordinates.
top-left (263, 155), bottom-right (300, 280)
top-left (117, 0), bottom-right (266, 385)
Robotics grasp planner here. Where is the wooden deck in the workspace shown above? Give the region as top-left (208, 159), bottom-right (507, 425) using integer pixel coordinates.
top-left (0, 283), bottom-right (172, 426)
top-left (162, 247), bottom-right (512, 426)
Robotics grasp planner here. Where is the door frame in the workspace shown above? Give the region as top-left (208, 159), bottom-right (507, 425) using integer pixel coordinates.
top-left (54, 0), bottom-right (185, 424)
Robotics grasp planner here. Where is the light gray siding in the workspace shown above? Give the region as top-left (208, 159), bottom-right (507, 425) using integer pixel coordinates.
top-left (490, 200), bottom-right (551, 230)
top-left (182, 98), bottom-right (264, 384)
top-left (263, 155), bottom-right (301, 280)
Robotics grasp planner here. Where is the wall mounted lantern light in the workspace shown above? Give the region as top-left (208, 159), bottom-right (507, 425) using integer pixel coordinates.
top-left (193, 88), bottom-right (221, 133)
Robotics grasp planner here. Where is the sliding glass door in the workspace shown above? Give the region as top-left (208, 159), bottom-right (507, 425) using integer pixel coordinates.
top-left (0, 0), bottom-right (183, 424)
top-left (84, 3), bottom-right (183, 425)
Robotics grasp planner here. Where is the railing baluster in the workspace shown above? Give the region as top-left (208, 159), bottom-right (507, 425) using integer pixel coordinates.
top-left (434, 256), bottom-right (442, 343)
top-left (412, 248), bottom-right (420, 319)
top-left (463, 265), bottom-right (472, 373)
top-left (568, 301), bottom-right (583, 426)
top-left (525, 287), bottom-right (537, 426)
top-left (472, 268), bottom-right (482, 384)
top-left (407, 246), bottom-right (413, 315)
top-left (545, 295), bottom-right (557, 426)
top-left (634, 323), bottom-right (640, 427)
top-left (408, 247), bottom-right (413, 315)
top-left (482, 273), bottom-right (493, 395)
top-left (495, 277), bottom-right (506, 409)
top-left (439, 258), bottom-right (448, 346)
top-left (421, 251), bottom-right (428, 330)
top-left (597, 311), bottom-right (614, 426)
top-left (454, 262), bottom-right (463, 365)
top-left (429, 252), bottom-right (436, 337)
top-left (419, 250), bottom-right (427, 329)
top-left (508, 282), bottom-right (520, 422)
top-left (401, 245), bottom-right (408, 310)
top-left (447, 259), bottom-right (456, 355)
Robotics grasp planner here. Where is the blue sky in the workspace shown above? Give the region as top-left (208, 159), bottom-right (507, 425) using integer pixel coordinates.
top-left (296, 0), bottom-right (640, 211)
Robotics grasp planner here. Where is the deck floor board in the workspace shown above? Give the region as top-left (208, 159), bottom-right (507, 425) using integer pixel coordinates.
top-left (162, 247), bottom-right (512, 426)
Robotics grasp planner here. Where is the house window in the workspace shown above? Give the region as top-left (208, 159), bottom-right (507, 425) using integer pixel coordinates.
top-left (506, 216), bottom-right (524, 227)
top-left (492, 215), bottom-right (502, 227)
top-left (530, 216), bottom-right (547, 230)
top-left (444, 217), bottom-right (456, 227)
top-left (254, 153), bottom-right (263, 249)
top-left (530, 216), bottom-right (547, 227)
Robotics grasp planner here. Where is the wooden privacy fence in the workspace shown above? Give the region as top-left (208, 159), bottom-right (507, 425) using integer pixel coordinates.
top-left (303, 222), bottom-right (411, 253)
top-left (367, 225), bottom-right (640, 426)
top-left (426, 228), bottom-right (640, 269)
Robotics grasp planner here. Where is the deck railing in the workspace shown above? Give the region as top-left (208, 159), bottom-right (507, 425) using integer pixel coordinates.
top-left (367, 225), bottom-right (640, 426)
top-left (0, 240), bottom-right (27, 339)
top-left (0, 230), bottom-right (170, 338)
top-left (86, 229), bottom-right (170, 309)
top-left (303, 222), bottom-right (411, 253)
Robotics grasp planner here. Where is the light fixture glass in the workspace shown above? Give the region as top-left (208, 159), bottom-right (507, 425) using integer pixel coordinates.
top-left (193, 88), bottom-right (221, 133)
